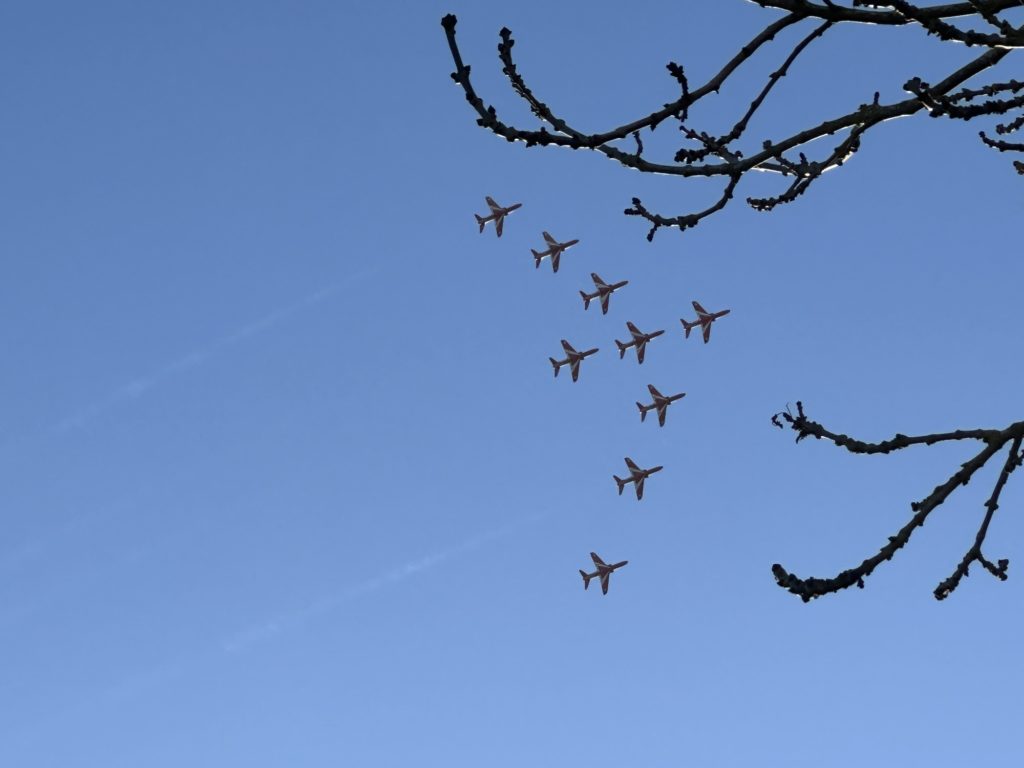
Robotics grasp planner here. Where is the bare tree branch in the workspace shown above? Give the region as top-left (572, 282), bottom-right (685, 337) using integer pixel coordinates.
top-left (441, 7), bottom-right (1024, 602)
top-left (771, 403), bottom-right (1024, 600)
top-left (758, 0), bottom-right (1024, 28)
top-left (442, 6), bottom-right (1019, 239)
top-left (934, 435), bottom-right (1023, 599)
top-left (862, 0), bottom-right (1024, 47)
top-left (625, 175), bottom-right (742, 241)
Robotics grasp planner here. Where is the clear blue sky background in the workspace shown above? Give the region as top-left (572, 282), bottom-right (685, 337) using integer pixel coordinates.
top-left (2, 2), bottom-right (1022, 765)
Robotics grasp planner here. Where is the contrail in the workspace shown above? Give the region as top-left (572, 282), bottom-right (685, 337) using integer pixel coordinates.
top-left (51, 274), bottom-right (368, 434)
top-left (221, 512), bottom-right (545, 654)
top-left (1, 512), bottom-right (546, 752)
top-left (0, 273), bottom-right (369, 569)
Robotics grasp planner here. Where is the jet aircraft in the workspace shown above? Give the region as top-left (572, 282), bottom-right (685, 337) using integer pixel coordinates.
top-left (680, 301), bottom-right (731, 343)
top-left (475, 196), bottom-right (522, 237)
top-left (613, 457), bottom-right (664, 500)
top-left (636, 385), bottom-right (686, 427)
top-left (614, 322), bottom-right (665, 364)
top-left (549, 339), bottom-right (599, 382)
top-left (531, 231), bottom-right (579, 273)
top-left (579, 552), bottom-right (628, 595)
top-left (580, 273), bottom-right (628, 315)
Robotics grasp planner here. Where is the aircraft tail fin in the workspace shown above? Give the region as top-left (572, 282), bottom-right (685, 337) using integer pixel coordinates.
top-left (615, 340), bottom-right (627, 359)
top-left (475, 214), bottom-right (486, 232)
top-left (681, 318), bottom-right (694, 338)
top-left (580, 570), bottom-right (591, 590)
top-left (580, 291), bottom-right (591, 310)
top-left (549, 357), bottom-right (561, 378)
top-left (637, 402), bottom-right (647, 422)
top-left (614, 475), bottom-right (625, 495)
top-left (531, 249), bottom-right (543, 268)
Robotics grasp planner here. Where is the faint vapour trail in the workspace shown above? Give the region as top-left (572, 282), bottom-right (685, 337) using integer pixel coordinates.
top-left (3, 512), bottom-right (545, 753)
top-left (50, 274), bottom-right (369, 434)
top-left (220, 512), bottom-right (546, 653)
top-left (0, 273), bottom-right (370, 572)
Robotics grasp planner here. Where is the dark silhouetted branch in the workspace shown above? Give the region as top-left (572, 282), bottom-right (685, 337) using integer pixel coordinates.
top-left (441, 8), bottom-right (1023, 603)
top-left (771, 402), bottom-right (1024, 600)
top-left (442, 5), bottom-right (1020, 238)
top-left (934, 434), bottom-right (1022, 599)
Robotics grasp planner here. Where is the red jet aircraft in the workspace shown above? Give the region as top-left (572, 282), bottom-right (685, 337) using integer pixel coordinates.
top-left (531, 231), bottom-right (579, 273)
top-left (549, 339), bottom-right (599, 382)
top-left (614, 322), bottom-right (665, 365)
top-left (680, 301), bottom-right (731, 343)
top-left (636, 385), bottom-right (686, 427)
top-left (613, 457), bottom-right (663, 500)
top-left (579, 552), bottom-right (628, 595)
top-left (474, 196), bottom-right (521, 237)
top-left (580, 273), bottom-right (628, 315)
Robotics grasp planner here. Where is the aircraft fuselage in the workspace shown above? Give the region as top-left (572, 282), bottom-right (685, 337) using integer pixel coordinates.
top-left (634, 466), bottom-right (662, 480)
top-left (538, 239), bottom-right (579, 257)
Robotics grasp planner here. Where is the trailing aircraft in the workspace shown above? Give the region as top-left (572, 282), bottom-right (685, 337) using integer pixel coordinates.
top-left (614, 321), bottom-right (665, 364)
top-left (613, 457), bottom-right (663, 500)
top-left (580, 273), bottom-right (628, 315)
top-left (579, 552), bottom-right (628, 595)
top-left (549, 339), bottom-right (599, 382)
top-left (474, 196), bottom-right (521, 237)
top-left (531, 231), bottom-right (579, 273)
top-left (680, 301), bottom-right (731, 343)
top-left (636, 385), bottom-right (686, 427)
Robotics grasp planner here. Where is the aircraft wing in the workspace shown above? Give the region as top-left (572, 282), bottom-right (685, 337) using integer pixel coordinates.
top-left (635, 476), bottom-right (645, 500)
top-left (599, 293), bottom-right (610, 314)
top-left (591, 552), bottom-right (607, 567)
top-left (626, 321), bottom-right (642, 339)
top-left (625, 457), bottom-right (640, 472)
top-left (636, 339), bottom-right (647, 364)
top-left (495, 214), bottom-right (504, 237)
top-left (543, 231), bottom-right (557, 246)
top-left (657, 404), bottom-right (668, 427)
top-left (591, 272), bottom-right (607, 288)
top-left (648, 384), bottom-right (663, 399)
top-left (702, 322), bottom-right (712, 343)
top-left (569, 358), bottom-right (580, 382)
top-left (561, 339), bottom-right (576, 355)
top-left (551, 250), bottom-right (561, 273)
top-left (486, 196), bottom-right (500, 211)
top-left (692, 300), bottom-right (709, 317)
top-left (600, 572), bottom-right (610, 595)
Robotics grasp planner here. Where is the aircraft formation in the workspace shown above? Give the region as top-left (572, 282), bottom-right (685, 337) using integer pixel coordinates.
top-left (474, 196), bottom-right (732, 595)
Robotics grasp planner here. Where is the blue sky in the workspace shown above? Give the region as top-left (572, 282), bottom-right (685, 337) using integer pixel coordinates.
top-left (1, 2), bottom-right (1022, 765)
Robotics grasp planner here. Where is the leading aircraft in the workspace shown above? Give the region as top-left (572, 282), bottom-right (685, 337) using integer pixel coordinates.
top-left (579, 552), bottom-right (628, 595)
top-left (549, 339), bottom-right (599, 382)
top-left (613, 457), bottom-right (664, 500)
top-left (580, 273), bottom-right (629, 315)
top-left (474, 196), bottom-right (522, 237)
top-left (636, 385), bottom-right (687, 427)
top-left (531, 231), bottom-right (579, 273)
top-left (680, 301), bottom-right (731, 343)
top-left (614, 321), bottom-right (665, 365)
